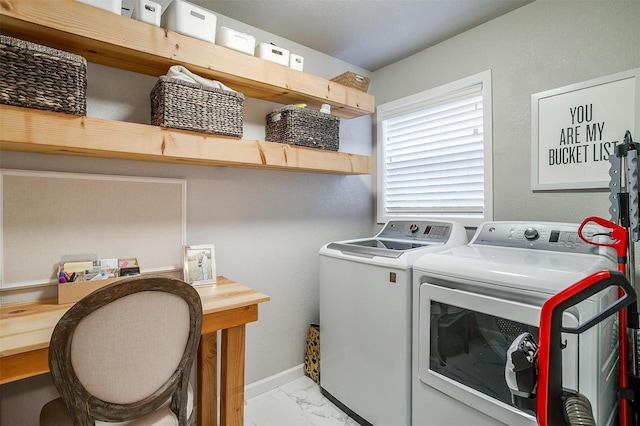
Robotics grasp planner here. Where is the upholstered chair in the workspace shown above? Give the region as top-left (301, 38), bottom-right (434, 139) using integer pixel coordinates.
top-left (40, 276), bottom-right (202, 425)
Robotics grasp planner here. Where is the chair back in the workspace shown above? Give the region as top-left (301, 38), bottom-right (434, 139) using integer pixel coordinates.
top-left (48, 276), bottom-right (202, 425)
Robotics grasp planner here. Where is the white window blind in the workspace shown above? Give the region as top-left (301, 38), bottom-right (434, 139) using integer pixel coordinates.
top-left (376, 71), bottom-right (493, 226)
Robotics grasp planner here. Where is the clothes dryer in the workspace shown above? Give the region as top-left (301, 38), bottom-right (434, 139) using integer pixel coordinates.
top-left (412, 221), bottom-right (619, 426)
top-left (319, 220), bottom-right (467, 425)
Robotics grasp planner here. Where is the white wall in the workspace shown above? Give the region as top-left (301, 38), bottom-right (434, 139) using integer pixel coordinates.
top-left (374, 0), bottom-right (640, 283)
top-left (373, 0), bottom-right (640, 225)
top-left (0, 10), bottom-right (373, 426)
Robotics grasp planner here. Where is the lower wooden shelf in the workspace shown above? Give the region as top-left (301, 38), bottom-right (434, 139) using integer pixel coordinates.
top-left (0, 105), bottom-right (372, 175)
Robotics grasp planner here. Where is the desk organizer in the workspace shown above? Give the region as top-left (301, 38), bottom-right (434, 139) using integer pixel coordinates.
top-left (330, 71), bottom-right (370, 93)
top-left (58, 277), bottom-right (122, 304)
top-left (151, 76), bottom-right (244, 137)
top-left (266, 106), bottom-right (339, 151)
top-left (0, 35), bottom-right (87, 115)
top-left (57, 257), bottom-right (140, 304)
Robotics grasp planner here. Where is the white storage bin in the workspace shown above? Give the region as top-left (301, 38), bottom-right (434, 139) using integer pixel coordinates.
top-left (161, 0), bottom-right (217, 43)
top-left (216, 27), bottom-right (255, 55)
top-left (76, 0), bottom-right (122, 15)
top-left (132, 0), bottom-right (161, 26)
top-left (289, 54), bottom-right (304, 71)
top-left (255, 43), bottom-right (290, 66)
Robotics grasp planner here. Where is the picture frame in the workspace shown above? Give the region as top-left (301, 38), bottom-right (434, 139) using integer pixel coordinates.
top-left (183, 244), bottom-right (217, 285)
top-left (531, 67), bottom-right (639, 190)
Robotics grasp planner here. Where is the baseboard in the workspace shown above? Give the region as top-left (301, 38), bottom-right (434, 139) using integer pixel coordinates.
top-left (244, 364), bottom-right (305, 400)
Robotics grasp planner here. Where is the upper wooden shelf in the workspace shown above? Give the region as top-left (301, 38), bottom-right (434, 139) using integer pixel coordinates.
top-left (0, 105), bottom-right (372, 175)
top-left (0, 0), bottom-right (374, 119)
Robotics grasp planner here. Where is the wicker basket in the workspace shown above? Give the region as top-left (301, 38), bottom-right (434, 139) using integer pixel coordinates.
top-left (265, 106), bottom-right (339, 151)
top-left (0, 35), bottom-right (87, 115)
top-left (150, 76), bottom-right (244, 137)
top-left (330, 71), bottom-right (370, 93)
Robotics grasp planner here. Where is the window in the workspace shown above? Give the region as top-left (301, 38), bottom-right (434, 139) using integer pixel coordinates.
top-left (376, 70), bottom-right (493, 227)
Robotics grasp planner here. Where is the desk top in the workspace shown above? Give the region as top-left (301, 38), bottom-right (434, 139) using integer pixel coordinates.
top-left (0, 276), bottom-right (269, 359)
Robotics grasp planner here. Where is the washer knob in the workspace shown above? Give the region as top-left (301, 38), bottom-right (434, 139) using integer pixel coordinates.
top-left (409, 223), bottom-right (419, 233)
top-left (524, 227), bottom-right (539, 241)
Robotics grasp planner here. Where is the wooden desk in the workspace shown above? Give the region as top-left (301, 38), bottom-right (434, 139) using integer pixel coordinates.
top-left (0, 276), bottom-right (270, 426)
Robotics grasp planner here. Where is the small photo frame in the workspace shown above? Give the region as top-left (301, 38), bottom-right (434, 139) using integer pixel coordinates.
top-left (183, 244), bottom-right (217, 285)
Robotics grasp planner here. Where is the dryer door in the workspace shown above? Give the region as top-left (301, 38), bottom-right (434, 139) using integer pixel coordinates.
top-left (418, 282), bottom-right (579, 426)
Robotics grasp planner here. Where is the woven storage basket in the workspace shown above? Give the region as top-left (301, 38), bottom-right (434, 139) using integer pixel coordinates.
top-left (150, 76), bottom-right (244, 137)
top-left (330, 71), bottom-right (370, 93)
top-left (265, 106), bottom-right (339, 151)
top-left (0, 35), bottom-right (87, 115)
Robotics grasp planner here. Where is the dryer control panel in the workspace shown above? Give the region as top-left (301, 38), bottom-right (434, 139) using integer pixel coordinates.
top-left (472, 221), bottom-right (610, 255)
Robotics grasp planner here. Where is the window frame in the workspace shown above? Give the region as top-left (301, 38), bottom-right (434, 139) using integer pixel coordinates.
top-left (376, 70), bottom-right (494, 227)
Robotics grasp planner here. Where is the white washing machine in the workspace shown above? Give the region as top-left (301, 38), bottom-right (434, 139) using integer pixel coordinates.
top-left (412, 221), bottom-right (619, 426)
top-left (319, 220), bottom-right (467, 426)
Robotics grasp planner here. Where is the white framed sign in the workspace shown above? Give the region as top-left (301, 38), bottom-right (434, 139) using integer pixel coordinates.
top-left (531, 68), bottom-right (640, 190)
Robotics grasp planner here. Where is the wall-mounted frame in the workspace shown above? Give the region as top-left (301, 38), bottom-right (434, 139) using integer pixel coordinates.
top-left (531, 68), bottom-right (640, 190)
top-left (183, 244), bottom-right (217, 286)
top-left (1, 170), bottom-right (186, 290)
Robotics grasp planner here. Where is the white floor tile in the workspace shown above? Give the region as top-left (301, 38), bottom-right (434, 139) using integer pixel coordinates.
top-left (245, 376), bottom-right (358, 426)
top-left (245, 388), bottom-right (314, 426)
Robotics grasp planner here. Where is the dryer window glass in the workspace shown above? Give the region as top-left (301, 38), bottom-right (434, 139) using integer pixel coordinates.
top-left (430, 301), bottom-right (538, 407)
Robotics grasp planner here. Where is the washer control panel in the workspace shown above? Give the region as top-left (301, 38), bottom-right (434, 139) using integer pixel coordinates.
top-left (472, 221), bottom-right (607, 254)
top-left (378, 220), bottom-right (453, 243)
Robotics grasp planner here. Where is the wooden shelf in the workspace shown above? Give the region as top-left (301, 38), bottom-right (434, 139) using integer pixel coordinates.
top-left (0, 0), bottom-right (374, 174)
top-left (0, 0), bottom-right (374, 119)
top-left (0, 105), bottom-right (372, 175)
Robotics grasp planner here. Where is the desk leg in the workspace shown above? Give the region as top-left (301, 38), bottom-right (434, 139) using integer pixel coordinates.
top-left (220, 325), bottom-right (246, 426)
top-left (198, 332), bottom-right (218, 426)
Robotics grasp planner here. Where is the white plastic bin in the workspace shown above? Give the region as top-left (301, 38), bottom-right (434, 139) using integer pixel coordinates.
top-left (289, 54), bottom-right (304, 71)
top-left (76, 0), bottom-right (122, 15)
top-left (161, 0), bottom-right (217, 43)
top-left (216, 27), bottom-right (255, 55)
top-left (255, 43), bottom-right (290, 66)
top-left (132, 0), bottom-right (161, 26)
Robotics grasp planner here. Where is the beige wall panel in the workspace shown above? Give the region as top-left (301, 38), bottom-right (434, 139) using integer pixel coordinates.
top-left (1, 171), bottom-right (185, 288)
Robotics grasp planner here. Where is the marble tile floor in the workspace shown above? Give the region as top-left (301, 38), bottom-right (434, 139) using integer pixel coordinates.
top-left (244, 376), bottom-right (359, 426)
